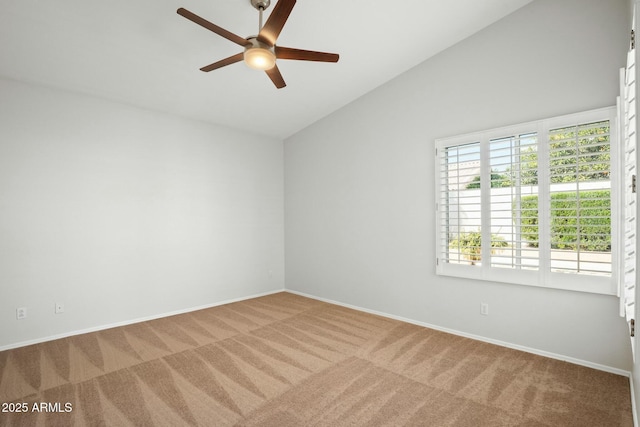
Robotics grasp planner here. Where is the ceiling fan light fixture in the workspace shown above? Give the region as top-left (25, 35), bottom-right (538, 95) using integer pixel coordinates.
top-left (244, 43), bottom-right (276, 70)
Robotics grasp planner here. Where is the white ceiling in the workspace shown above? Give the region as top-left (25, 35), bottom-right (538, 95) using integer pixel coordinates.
top-left (0, 0), bottom-right (533, 139)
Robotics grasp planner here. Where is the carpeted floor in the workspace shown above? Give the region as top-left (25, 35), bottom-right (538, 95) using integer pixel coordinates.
top-left (0, 292), bottom-right (633, 426)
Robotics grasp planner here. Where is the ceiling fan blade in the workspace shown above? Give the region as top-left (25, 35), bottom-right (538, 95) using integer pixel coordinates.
top-left (265, 65), bottom-right (287, 89)
top-left (275, 46), bottom-right (339, 63)
top-left (200, 52), bottom-right (244, 72)
top-left (257, 0), bottom-right (296, 46)
top-left (177, 8), bottom-right (250, 47)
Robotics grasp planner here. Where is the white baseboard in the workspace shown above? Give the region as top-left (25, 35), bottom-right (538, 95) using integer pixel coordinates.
top-left (286, 289), bottom-right (632, 378)
top-left (0, 288), bottom-right (285, 352)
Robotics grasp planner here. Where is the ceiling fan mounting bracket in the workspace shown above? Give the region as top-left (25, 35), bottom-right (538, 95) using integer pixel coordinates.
top-left (250, 0), bottom-right (271, 11)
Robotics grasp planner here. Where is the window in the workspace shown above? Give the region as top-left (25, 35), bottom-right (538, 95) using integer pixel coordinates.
top-left (435, 107), bottom-right (619, 294)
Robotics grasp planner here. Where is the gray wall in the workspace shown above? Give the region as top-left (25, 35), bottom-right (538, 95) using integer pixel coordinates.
top-left (284, 0), bottom-right (632, 371)
top-left (0, 78), bottom-right (285, 349)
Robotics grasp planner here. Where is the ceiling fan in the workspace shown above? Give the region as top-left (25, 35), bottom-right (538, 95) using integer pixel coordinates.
top-left (177, 0), bottom-right (339, 89)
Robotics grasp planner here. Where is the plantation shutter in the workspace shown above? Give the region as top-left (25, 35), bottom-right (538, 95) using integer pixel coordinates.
top-left (436, 106), bottom-right (617, 293)
top-left (546, 121), bottom-right (612, 277)
top-left (622, 23), bottom-right (637, 346)
top-left (488, 134), bottom-right (540, 270)
top-left (437, 142), bottom-right (482, 266)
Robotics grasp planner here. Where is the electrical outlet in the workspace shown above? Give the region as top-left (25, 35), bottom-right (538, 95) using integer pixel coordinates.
top-left (16, 307), bottom-right (27, 320)
top-left (480, 303), bottom-right (489, 316)
top-left (55, 303), bottom-right (64, 314)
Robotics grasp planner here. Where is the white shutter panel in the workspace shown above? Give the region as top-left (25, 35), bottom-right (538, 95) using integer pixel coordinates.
top-left (623, 41), bottom-right (637, 331)
top-left (488, 134), bottom-right (540, 270)
top-left (437, 143), bottom-right (482, 266)
top-left (546, 121), bottom-right (612, 276)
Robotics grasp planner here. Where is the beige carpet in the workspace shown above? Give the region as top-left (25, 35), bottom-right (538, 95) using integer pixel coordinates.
top-left (0, 292), bottom-right (632, 426)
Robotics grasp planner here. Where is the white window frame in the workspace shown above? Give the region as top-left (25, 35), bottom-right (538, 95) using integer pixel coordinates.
top-left (435, 106), bottom-right (619, 295)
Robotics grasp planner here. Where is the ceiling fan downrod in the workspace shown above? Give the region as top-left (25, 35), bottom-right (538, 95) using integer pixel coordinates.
top-left (251, 0), bottom-right (271, 32)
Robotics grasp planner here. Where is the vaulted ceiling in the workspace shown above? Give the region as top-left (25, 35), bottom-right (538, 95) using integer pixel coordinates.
top-left (0, 0), bottom-right (533, 139)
